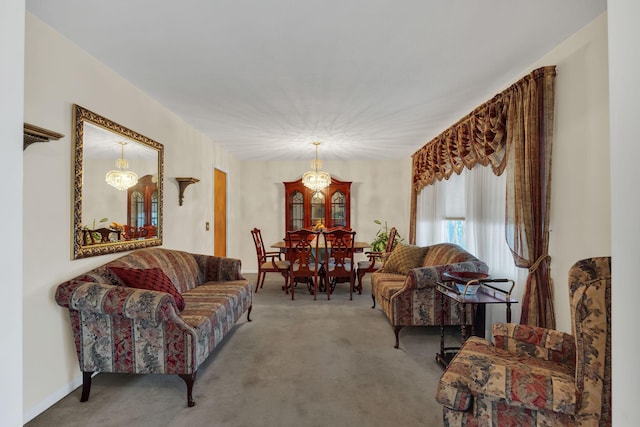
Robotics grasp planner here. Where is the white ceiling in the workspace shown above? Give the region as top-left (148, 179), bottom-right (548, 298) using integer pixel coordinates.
top-left (83, 121), bottom-right (157, 161)
top-left (26, 1), bottom-right (607, 161)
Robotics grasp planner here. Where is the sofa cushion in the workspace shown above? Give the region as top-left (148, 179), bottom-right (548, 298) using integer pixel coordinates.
top-left (181, 280), bottom-right (253, 367)
top-left (108, 248), bottom-right (202, 293)
top-left (422, 243), bottom-right (476, 267)
top-left (109, 266), bottom-right (186, 311)
top-left (436, 336), bottom-right (577, 414)
top-left (380, 244), bottom-right (428, 275)
top-left (376, 280), bottom-right (405, 301)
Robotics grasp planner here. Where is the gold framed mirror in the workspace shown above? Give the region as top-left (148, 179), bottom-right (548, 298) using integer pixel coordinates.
top-left (72, 104), bottom-right (164, 259)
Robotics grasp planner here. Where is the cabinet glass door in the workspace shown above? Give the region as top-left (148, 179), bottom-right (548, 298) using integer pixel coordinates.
top-left (311, 192), bottom-right (326, 228)
top-left (284, 178), bottom-right (351, 232)
top-left (330, 191), bottom-right (346, 228)
top-left (289, 191), bottom-right (305, 231)
top-left (130, 191), bottom-right (144, 227)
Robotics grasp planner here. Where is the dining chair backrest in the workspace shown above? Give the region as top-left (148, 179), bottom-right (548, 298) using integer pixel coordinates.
top-left (123, 225), bottom-right (138, 240)
top-left (385, 227), bottom-right (398, 253)
top-left (251, 227), bottom-right (289, 293)
top-left (251, 227), bottom-right (267, 263)
top-left (285, 229), bottom-right (320, 278)
top-left (322, 229), bottom-right (356, 274)
top-left (322, 229), bottom-right (357, 300)
top-left (285, 229), bottom-right (321, 300)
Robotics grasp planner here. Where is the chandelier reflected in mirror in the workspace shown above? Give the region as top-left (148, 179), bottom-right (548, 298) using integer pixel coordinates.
top-left (105, 141), bottom-right (138, 191)
top-left (302, 141), bottom-right (331, 192)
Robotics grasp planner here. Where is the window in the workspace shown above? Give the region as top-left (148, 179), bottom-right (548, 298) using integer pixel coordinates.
top-left (443, 173), bottom-right (465, 248)
top-left (445, 219), bottom-right (465, 247)
top-left (416, 165), bottom-right (525, 327)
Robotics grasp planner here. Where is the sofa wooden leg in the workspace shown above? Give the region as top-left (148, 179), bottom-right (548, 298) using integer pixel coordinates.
top-left (179, 372), bottom-right (197, 407)
top-left (393, 326), bottom-right (403, 349)
top-left (371, 295), bottom-right (376, 309)
top-left (80, 371), bottom-right (93, 402)
top-left (247, 304), bottom-right (252, 322)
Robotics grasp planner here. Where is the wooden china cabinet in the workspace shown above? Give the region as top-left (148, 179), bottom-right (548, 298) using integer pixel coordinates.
top-left (283, 177), bottom-right (351, 232)
top-left (127, 174), bottom-right (158, 232)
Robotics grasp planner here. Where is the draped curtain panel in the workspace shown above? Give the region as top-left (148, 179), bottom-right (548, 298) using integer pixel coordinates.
top-left (505, 67), bottom-right (556, 329)
top-left (409, 66), bottom-right (556, 329)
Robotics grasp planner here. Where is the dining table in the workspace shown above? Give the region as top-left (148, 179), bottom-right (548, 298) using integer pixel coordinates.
top-left (270, 239), bottom-right (371, 294)
top-left (269, 240), bottom-right (371, 252)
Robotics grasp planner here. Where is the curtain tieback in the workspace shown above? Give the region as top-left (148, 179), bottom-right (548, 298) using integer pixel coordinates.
top-left (528, 254), bottom-right (551, 273)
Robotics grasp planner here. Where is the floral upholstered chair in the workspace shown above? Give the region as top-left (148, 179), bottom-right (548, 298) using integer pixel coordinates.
top-left (435, 257), bottom-right (611, 427)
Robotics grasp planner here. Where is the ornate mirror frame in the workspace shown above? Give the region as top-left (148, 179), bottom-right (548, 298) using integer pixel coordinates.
top-left (72, 104), bottom-right (164, 259)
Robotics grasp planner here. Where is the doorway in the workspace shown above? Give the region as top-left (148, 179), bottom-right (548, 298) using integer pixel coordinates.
top-left (213, 168), bottom-right (227, 256)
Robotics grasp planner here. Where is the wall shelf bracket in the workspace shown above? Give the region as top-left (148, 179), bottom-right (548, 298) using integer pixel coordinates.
top-left (23, 123), bottom-right (64, 150)
top-left (175, 177), bottom-right (200, 206)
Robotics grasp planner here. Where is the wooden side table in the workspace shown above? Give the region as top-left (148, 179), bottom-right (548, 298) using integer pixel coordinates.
top-left (435, 272), bottom-right (517, 369)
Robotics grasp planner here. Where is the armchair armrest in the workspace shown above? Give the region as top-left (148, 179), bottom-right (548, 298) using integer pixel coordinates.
top-left (193, 254), bottom-right (244, 281)
top-left (364, 250), bottom-right (384, 259)
top-left (264, 251), bottom-right (288, 270)
top-left (55, 280), bottom-right (180, 323)
top-left (492, 322), bottom-right (576, 364)
top-left (264, 251), bottom-right (283, 260)
top-left (359, 251), bottom-right (388, 271)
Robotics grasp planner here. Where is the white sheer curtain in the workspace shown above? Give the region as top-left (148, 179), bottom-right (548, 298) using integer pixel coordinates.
top-left (415, 173), bottom-right (464, 247)
top-left (415, 165), bottom-right (526, 331)
top-left (465, 166), bottom-right (525, 328)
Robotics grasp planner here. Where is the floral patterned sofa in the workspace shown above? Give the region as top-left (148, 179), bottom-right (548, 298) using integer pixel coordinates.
top-left (55, 247), bottom-right (252, 408)
top-left (435, 256), bottom-right (611, 426)
top-left (370, 243), bottom-right (489, 348)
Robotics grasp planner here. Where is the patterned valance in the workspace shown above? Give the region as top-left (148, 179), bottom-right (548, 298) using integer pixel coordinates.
top-left (411, 66), bottom-right (555, 192)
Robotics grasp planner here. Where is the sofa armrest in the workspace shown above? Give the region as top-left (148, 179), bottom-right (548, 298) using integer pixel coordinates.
top-left (405, 260), bottom-right (488, 290)
top-left (55, 279), bottom-right (179, 323)
top-left (492, 322), bottom-right (576, 364)
top-left (192, 254), bottom-right (244, 282)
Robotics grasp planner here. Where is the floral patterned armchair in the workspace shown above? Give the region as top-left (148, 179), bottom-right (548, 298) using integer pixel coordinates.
top-left (435, 257), bottom-right (611, 426)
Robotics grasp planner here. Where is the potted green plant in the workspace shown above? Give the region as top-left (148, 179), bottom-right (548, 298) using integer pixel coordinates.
top-left (370, 220), bottom-right (403, 252)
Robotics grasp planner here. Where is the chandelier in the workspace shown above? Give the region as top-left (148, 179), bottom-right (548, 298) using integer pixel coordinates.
top-left (302, 141), bottom-right (331, 192)
top-left (105, 141), bottom-right (138, 191)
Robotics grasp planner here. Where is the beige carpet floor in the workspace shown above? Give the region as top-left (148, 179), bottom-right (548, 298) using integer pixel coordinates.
top-left (27, 273), bottom-right (458, 427)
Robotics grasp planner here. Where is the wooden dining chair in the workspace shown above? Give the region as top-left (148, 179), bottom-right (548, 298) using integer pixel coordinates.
top-left (285, 229), bottom-right (320, 300)
top-left (322, 229), bottom-right (357, 300)
top-left (122, 225), bottom-right (138, 240)
top-left (356, 227), bottom-right (397, 293)
top-left (139, 225), bottom-right (157, 238)
top-left (251, 228), bottom-right (289, 293)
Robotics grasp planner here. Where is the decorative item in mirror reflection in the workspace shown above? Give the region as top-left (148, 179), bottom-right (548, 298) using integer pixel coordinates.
top-left (72, 104), bottom-right (164, 259)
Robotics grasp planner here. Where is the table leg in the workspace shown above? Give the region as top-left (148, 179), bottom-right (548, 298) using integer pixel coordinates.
top-left (435, 290), bottom-right (453, 369)
top-left (473, 304), bottom-right (486, 339)
top-left (506, 302), bottom-right (512, 323)
top-left (460, 302), bottom-right (468, 344)
top-left (439, 293), bottom-right (445, 357)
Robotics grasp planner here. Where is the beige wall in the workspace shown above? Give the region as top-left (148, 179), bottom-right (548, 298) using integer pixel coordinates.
top-left (235, 159), bottom-right (411, 273)
top-left (532, 14), bottom-right (611, 333)
top-left (1, 1), bottom-right (24, 426)
top-left (608, 1), bottom-right (640, 423)
top-left (22, 13), bottom-right (237, 421)
top-left (21, 9), bottom-right (615, 425)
